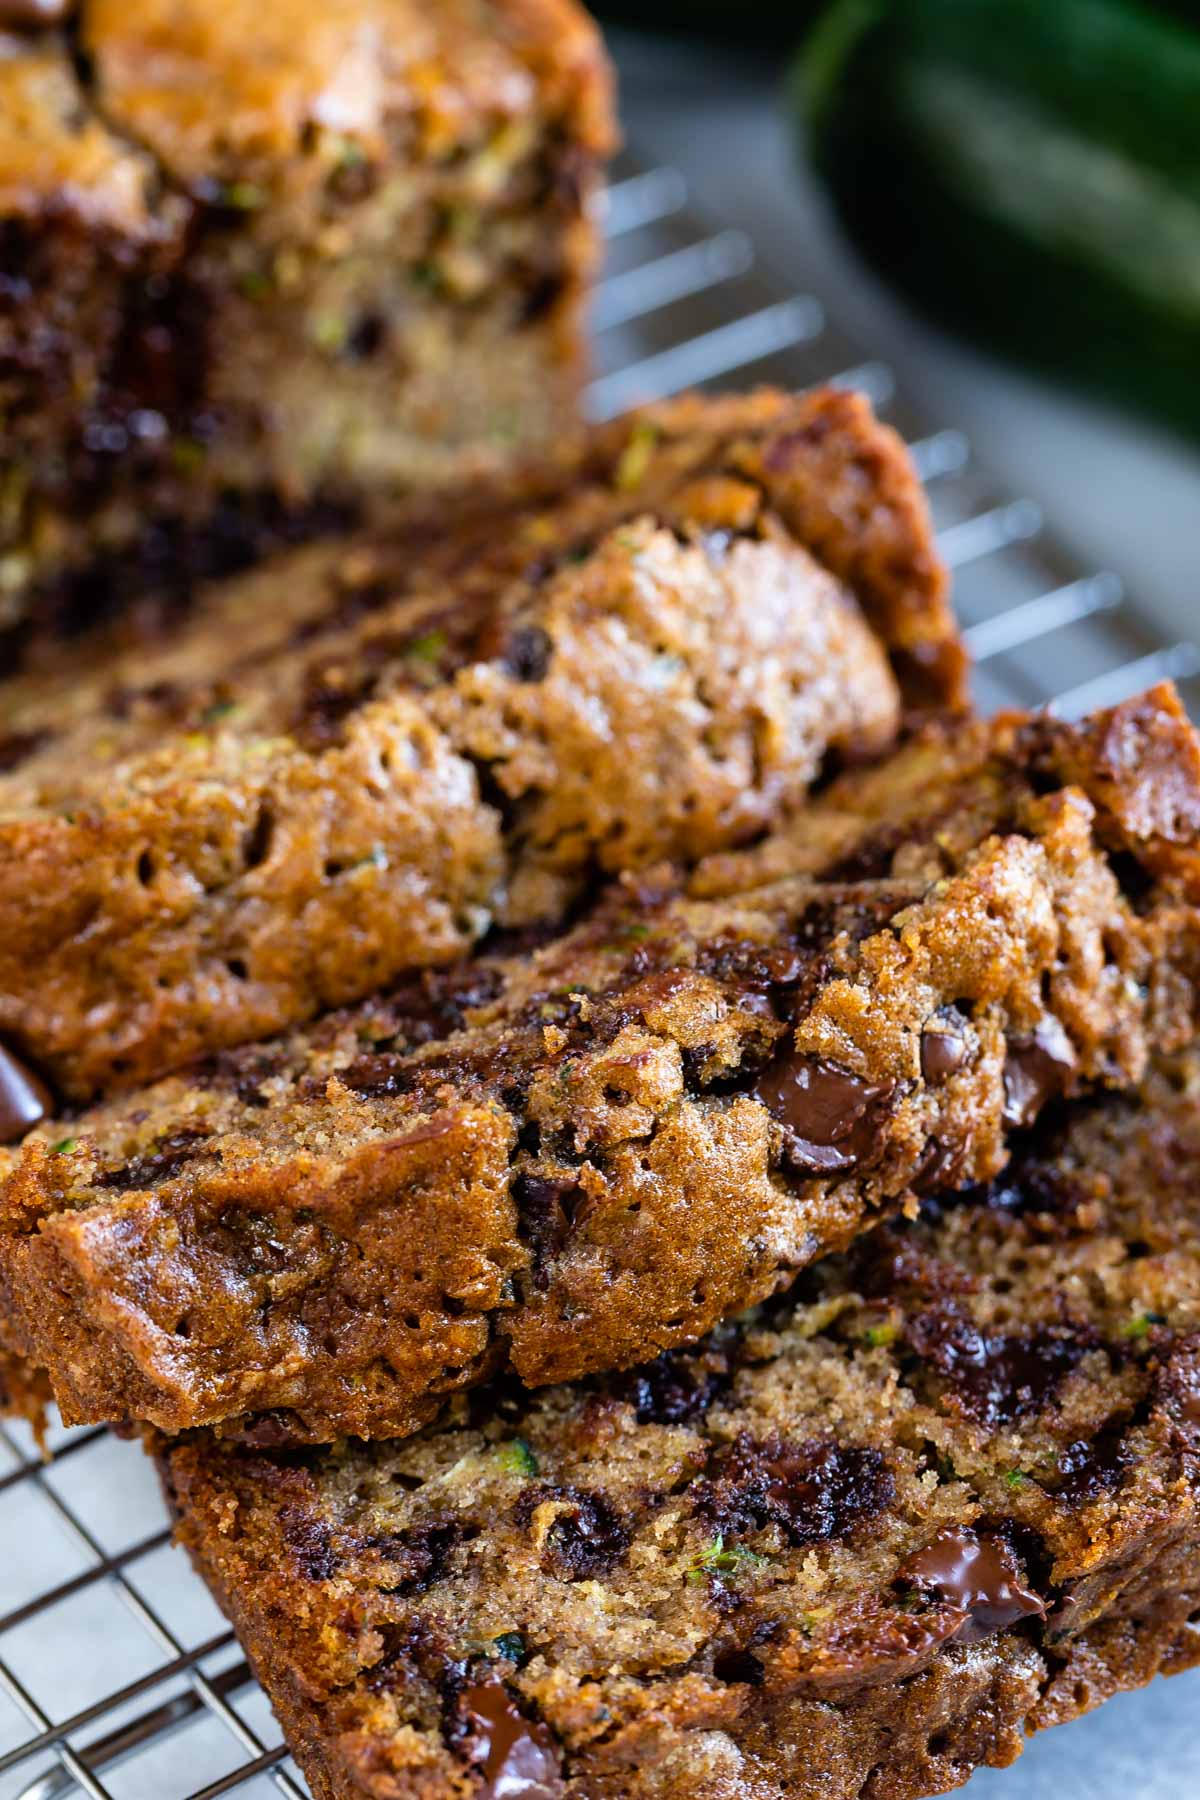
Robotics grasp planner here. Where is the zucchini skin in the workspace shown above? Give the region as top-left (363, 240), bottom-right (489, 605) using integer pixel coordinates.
top-left (798, 0), bottom-right (1200, 437)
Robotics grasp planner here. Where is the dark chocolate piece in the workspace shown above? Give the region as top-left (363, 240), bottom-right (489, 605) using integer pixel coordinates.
top-left (920, 1023), bottom-right (967, 1086)
top-left (515, 1486), bottom-right (630, 1582)
top-left (752, 1052), bottom-right (894, 1175)
top-left (902, 1526), bottom-right (1044, 1644)
top-left (907, 1307), bottom-right (1088, 1427)
top-left (0, 1043), bottom-right (52, 1145)
top-left (460, 1683), bottom-right (563, 1799)
top-left (1002, 1019), bottom-right (1077, 1128)
top-left (696, 1434), bottom-right (895, 1548)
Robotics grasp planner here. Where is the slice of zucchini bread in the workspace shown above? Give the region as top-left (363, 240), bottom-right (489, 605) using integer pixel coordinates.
top-left (0, 387), bottom-right (963, 1101)
top-left (0, 0), bottom-right (613, 647)
top-left (158, 1045), bottom-right (1200, 1800)
top-left (3, 688), bottom-right (1198, 1444)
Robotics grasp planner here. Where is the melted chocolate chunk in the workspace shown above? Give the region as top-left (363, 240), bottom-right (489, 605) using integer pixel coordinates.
top-left (696, 1434), bottom-right (894, 1547)
top-left (611, 1348), bottom-right (730, 1426)
top-left (504, 625), bottom-right (553, 683)
top-left (515, 1485), bottom-right (629, 1581)
top-left (294, 664), bottom-right (378, 751)
top-left (96, 1127), bottom-right (210, 1191)
top-left (910, 1138), bottom-right (963, 1197)
top-left (901, 1527), bottom-right (1044, 1644)
top-left (1055, 1426), bottom-right (1132, 1506)
top-left (907, 1305), bottom-right (1090, 1427)
top-left (692, 934), bottom-right (809, 996)
top-left (459, 1684), bottom-right (562, 1799)
top-left (0, 1043), bottom-right (53, 1145)
top-left (0, 727), bottom-right (50, 773)
top-left (979, 1155), bottom-right (1092, 1222)
top-left (367, 964), bottom-right (506, 1051)
top-left (819, 829), bottom-right (904, 883)
top-left (1002, 1019), bottom-right (1077, 1128)
top-left (920, 1023), bottom-right (967, 1087)
top-left (365, 1519), bottom-right (470, 1596)
top-left (751, 1053), bottom-right (895, 1176)
top-left (515, 1176), bottom-right (590, 1290)
top-left (280, 1510), bottom-right (339, 1583)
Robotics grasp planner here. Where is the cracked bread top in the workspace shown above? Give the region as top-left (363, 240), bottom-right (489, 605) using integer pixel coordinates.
top-left (158, 1045), bottom-right (1200, 1800)
top-left (0, 388), bottom-right (961, 1100)
top-left (2, 687), bottom-right (1198, 1443)
top-left (0, 0), bottom-right (613, 230)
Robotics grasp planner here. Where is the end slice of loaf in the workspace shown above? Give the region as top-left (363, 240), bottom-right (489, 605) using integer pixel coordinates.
top-left (0, 0), bottom-right (614, 644)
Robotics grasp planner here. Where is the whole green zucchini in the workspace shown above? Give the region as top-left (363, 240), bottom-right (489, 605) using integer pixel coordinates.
top-left (797, 0), bottom-right (1200, 437)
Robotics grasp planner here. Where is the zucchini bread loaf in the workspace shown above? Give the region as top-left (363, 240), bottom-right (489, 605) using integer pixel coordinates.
top-left (3, 687), bottom-right (1198, 1443)
top-left (158, 1043), bottom-right (1200, 1800)
top-left (0, 387), bottom-right (963, 1101)
top-left (0, 0), bottom-right (613, 646)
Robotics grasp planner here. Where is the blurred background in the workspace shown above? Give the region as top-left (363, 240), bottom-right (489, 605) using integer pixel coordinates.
top-left (608, 6), bottom-right (1199, 647)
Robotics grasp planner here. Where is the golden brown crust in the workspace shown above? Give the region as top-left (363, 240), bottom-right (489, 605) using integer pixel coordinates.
top-left (81, 0), bottom-right (615, 196)
top-left (3, 690), bottom-right (1199, 1443)
top-left (157, 1046), bottom-right (1200, 1798)
top-left (0, 388), bottom-right (954, 1100)
top-left (0, 0), bottom-right (615, 637)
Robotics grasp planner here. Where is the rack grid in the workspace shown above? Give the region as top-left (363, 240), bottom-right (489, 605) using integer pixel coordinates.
top-left (2, 153), bottom-right (1198, 1800)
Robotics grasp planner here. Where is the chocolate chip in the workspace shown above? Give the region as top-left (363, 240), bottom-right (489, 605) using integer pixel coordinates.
top-left (1002, 1018), bottom-right (1076, 1128)
top-left (0, 1043), bottom-right (53, 1145)
top-left (910, 1138), bottom-right (962, 1197)
top-left (504, 625), bottom-right (552, 683)
top-left (611, 1348), bottom-right (730, 1426)
top-left (96, 1126), bottom-right (210, 1191)
top-left (696, 1434), bottom-right (894, 1547)
top-left (515, 1176), bottom-right (590, 1290)
top-left (364, 1519), bottom-right (469, 1596)
top-left (515, 1485), bottom-right (629, 1580)
top-left (907, 1305), bottom-right (1090, 1427)
top-left (901, 1527), bottom-right (1044, 1643)
top-left (279, 1512), bottom-right (339, 1583)
top-left (347, 312), bottom-right (386, 360)
top-left (920, 1023), bottom-right (967, 1087)
top-left (1055, 1427), bottom-right (1132, 1506)
top-left (0, 728), bottom-right (50, 772)
top-left (459, 1684), bottom-right (562, 1799)
top-left (751, 1052), bottom-right (894, 1175)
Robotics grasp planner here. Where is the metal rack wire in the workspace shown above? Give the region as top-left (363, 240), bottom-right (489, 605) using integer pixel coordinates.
top-left (2, 155), bottom-right (1199, 1800)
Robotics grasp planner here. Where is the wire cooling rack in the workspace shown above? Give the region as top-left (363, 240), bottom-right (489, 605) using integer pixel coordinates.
top-left (3, 155), bottom-right (1200, 1800)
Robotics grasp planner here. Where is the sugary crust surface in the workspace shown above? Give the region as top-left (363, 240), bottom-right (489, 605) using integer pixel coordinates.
top-left (3, 689), bottom-right (1199, 1443)
top-left (0, 388), bottom-right (958, 1100)
top-left (0, 0), bottom-right (614, 637)
top-left (2, 2), bottom-right (613, 213)
top-left (157, 1048), bottom-right (1200, 1799)
top-left (80, 0), bottom-right (614, 196)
